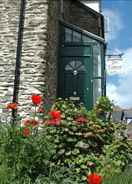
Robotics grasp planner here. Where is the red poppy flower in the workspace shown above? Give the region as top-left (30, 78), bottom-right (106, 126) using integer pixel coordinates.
top-left (49, 110), bottom-right (61, 120)
top-left (23, 119), bottom-right (31, 126)
top-left (47, 119), bottom-right (61, 126)
top-left (23, 118), bottom-right (39, 127)
top-left (23, 127), bottom-right (30, 137)
top-left (31, 94), bottom-right (42, 105)
top-left (87, 173), bottom-right (102, 184)
top-left (31, 119), bottom-right (39, 127)
top-left (76, 116), bottom-right (87, 124)
top-left (7, 103), bottom-right (17, 110)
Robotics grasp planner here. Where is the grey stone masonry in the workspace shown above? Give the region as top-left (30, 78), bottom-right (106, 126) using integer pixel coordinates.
top-left (0, 0), bottom-right (20, 110)
top-left (18, 0), bottom-right (49, 113)
top-left (18, 0), bottom-right (60, 114)
top-left (0, 0), bottom-right (60, 116)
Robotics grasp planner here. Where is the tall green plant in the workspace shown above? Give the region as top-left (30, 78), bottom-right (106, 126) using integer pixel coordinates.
top-left (0, 123), bottom-right (56, 183)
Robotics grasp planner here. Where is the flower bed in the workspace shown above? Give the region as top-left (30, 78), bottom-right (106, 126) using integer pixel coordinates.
top-left (0, 95), bottom-right (131, 183)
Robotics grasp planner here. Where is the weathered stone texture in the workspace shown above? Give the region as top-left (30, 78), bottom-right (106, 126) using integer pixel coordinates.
top-left (18, 0), bottom-right (61, 114)
top-left (18, 0), bottom-right (49, 112)
top-left (44, 0), bottom-right (60, 100)
top-left (0, 0), bottom-right (60, 114)
top-left (0, 0), bottom-right (20, 105)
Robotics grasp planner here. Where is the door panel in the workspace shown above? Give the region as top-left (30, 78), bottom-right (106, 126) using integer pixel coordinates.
top-left (58, 44), bottom-right (93, 109)
top-left (61, 45), bottom-right (92, 57)
top-left (64, 72), bottom-right (76, 97)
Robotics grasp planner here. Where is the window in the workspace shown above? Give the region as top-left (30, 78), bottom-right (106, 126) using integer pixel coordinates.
top-left (65, 28), bottom-right (82, 42)
top-left (93, 78), bottom-right (102, 105)
top-left (73, 31), bottom-right (81, 42)
top-left (92, 43), bottom-right (103, 104)
top-left (82, 35), bottom-right (95, 43)
top-left (65, 60), bottom-right (86, 73)
top-left (65, 28), bottom-right (72, 42)
top-left (93, 43), bottom-right (102, 77)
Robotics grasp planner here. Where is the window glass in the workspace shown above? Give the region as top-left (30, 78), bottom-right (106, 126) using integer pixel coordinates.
top-left (92, 43), bottom-right (103, 104)
top-left (82, 35), bottom-right (96, 43)
top-left (73, 31), bottom-right (81, 42)
top-left (65, 28), bottom-right (72, 42)
top-left (65, 60), bottom-right (86, 72)
top-left (93, 78), bottom-right (102, 105)
top-left (93, 43), bottom-right (102, 77)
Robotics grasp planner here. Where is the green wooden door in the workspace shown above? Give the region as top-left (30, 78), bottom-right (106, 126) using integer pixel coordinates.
top-left (58, 44), bottom-right (93, 109)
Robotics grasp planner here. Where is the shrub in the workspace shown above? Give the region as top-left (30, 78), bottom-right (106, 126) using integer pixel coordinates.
top-left (44, 98), bottom-right (131, 182)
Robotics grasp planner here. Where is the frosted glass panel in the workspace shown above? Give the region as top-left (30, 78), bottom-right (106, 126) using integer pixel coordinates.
top-left (93, 43), bottom-right (102, 77)
top-left (65, 28), bottom-right (72, 42)
top-left (93, 79), bottom-right (102, 105)
top-left (73, 31), bottom-right (81, 42)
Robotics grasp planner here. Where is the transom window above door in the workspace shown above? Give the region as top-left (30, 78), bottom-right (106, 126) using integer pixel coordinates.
top-left (65, 60), bottom-right (86, 74)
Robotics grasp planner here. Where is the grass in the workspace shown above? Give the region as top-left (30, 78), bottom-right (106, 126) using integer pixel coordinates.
top-left (103, 167), bottom-right (132, 184)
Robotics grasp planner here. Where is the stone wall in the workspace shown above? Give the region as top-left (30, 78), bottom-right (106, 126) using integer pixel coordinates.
top-left (18, 0), bottom-right (49, 113)
top-left (0, 0), bottom-right (60, 116)
top-left (18, 0), bottom-right (60, 114)
top-left (0, 0), bottom-right (20, 112)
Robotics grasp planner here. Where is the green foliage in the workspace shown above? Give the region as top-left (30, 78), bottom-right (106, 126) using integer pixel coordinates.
top-left (103, 168), bottom-right (132, 184)
top-left (95, 96), bottom-right (113, 113)
top-left (0, 124), bottom-right (56, 183)
top-left (45, 98), bottom-right (131, 182)
top-left (95, 138), bottom-right (132, 178)
top-left (0, 96), bottom-right (131, 183)
top-left (93, 96), bottom-right (113, 121)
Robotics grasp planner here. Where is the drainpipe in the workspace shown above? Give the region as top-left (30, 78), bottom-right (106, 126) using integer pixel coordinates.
top-left (60, 0), bottom-right (64, 18)
top-left (12, 0), bottom-right (26, 122)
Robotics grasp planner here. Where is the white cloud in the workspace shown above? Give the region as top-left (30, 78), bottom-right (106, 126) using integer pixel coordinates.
top-left (103, 9), bottom-right (123, 41)
top-left (107, 48), bottom-right (132, 108)
top-left (122, 48), bottom-right (132, 75)
top-left (103, 9), bottom-right (132, 108)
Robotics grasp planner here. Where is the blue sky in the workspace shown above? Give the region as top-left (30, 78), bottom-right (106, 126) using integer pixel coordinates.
top-left (102, 0), bottom-right (132, 108)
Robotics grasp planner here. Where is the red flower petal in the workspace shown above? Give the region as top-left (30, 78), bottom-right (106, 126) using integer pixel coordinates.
top-left (49, 110), bottom-right (61, 120)
top-left (7, 103), bottom-right (18, 110)
top-left (76, 116), bottom-right (87, 124)
top-left (23, 118), bottom-right (39, 127)
top-left (46, 119), bottom-right (61, 126)
top-left (23, 127), bottom-right (30, 137)
top-left (87, 173), bottom-right (102, 184)
top-left (31, 94), bottom-right (42, 105)
top-left (31, 120), bottom-right (39, 127)
top-left (23, 119), bottom-right (31, 126)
